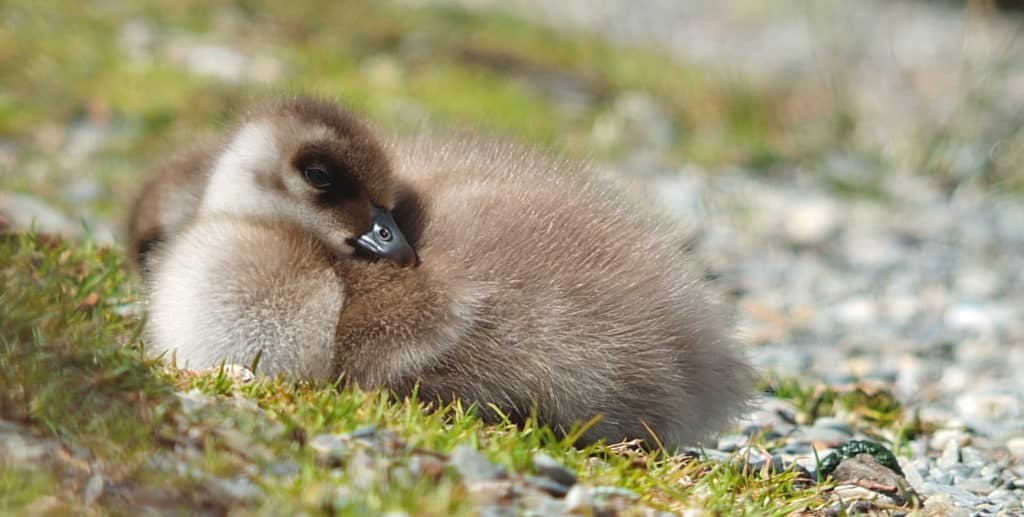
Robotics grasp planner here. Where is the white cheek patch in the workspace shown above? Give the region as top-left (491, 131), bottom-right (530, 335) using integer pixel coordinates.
top-left (201, 121), bottom-right (282, 216)
top-left (199, 119), bottom-right (358, 255)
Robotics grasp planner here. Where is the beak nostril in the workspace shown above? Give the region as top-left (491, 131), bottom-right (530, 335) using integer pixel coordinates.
top-left (351, 206), bottom-right (416, 267)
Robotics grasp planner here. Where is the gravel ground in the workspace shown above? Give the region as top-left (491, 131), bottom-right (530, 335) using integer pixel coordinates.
top-left (418, 0), bottom-right (1024, 513)
top-left (656, 168), bottom-right (1024, 515)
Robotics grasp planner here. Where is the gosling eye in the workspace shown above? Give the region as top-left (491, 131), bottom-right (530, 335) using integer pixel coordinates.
top-left (303, 167), bottom-right (332, 190)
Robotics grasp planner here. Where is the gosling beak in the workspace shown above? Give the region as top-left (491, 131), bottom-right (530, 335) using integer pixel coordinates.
top-left (351, 205), bottom-right (418, 267)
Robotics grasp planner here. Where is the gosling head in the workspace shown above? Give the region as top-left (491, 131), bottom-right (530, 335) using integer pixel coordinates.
top-left (199, 97), bottom-right (417, 267)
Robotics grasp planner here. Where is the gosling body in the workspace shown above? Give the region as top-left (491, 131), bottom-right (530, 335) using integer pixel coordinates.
top-left (144, 102), bottom-right (752, 446)
top-left (336, 136), bottom-right (752, 446)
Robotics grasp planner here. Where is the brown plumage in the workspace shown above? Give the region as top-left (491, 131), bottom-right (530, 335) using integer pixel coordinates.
top-left (127, 96), bottom-right (413, 277)
top-left (127, 141), bottom-right (215, 275)
top-left (144, 101), bottom-right (752, 446)
top-left (335, 136), bottom-right (753, 446)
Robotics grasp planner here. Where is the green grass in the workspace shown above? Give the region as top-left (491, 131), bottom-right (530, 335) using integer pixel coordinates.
top-left (0, 232), bottom-right (845, 514)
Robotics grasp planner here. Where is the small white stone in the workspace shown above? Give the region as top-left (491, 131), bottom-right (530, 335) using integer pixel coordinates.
top-left (955, 392), bottom-right (1023, 421)
top-left (945, 302), bottom-right (1014, 333)
top-left (563, 485), bottom-right (594, 515)
top-left (83, 474), bottom-right (104, 506)
top-left (937, 439), bottom-right (961, 469)
top-left (931, 429), bottom-right (970, 451)
top-left (783, 198), bottom-right (838, 245)
top-left (832, 484), bottom-right (894, 506)
top-left (834, 297), bottom-right (878, 326)
top-left (1006, 436), bottom-right (1024, 460)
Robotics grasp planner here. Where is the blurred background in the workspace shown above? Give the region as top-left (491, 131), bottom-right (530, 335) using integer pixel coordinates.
top-left (1, 0), bottom-right (1023, 501)
top-left (4, 0), bottom-right (1024, 230)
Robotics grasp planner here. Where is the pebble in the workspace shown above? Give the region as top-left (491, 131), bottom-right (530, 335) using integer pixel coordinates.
top-left (208, 476), bottom-right (264, 501)
top-left (174, 389), bottom-right (211, 415)
top-left (1005, 437), bottom-right (1024, 460)
top-left (782, 197), bottom-right (839, 246)
top-left (409, 454), bottom-right (446, 481)
top-left (309, 434), bottom-right (349, 467)
top-left (450, 446), bottom-right (507, 482)
top-left (464, 480), bottom-right (515, 504)
top-left (831, 484), bottom-right (894, 506)
top-left (0, 192), bottom-right (80, 238)
top-left (954, 476), bottom-right (995, 494)
top-left (531, 452), bottom-right (577, 487)
top-left (937, 439), bottom-right (961, 469)
top-left (921, 493), bottom-right (971, 517)
top-left (931, 428), bottom-right (971, 450)
top-left (83, 473), bottom-right (104, 506)
top-left (589, 486), bottom-right (640, 501)
top-left (524, 475), bottom-right (571, 498)
top-left (562, 484), bottom-right (594, 515)
top-left (519, 490), bottom-right (565, 516)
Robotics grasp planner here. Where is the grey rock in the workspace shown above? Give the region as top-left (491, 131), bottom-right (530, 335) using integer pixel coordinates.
top-left (811, 417), bottom-right (853, 435)
top-left (923, 484), bottom-right (984, 508)
top-left (928, 467), bottom-right (953, 486)
top-left (350, 425), bottom-right (379, 439)
top-left (921, 493), bottom-right (971, 517)
top-left (174, 389), bottom-right (210, 415)
top-left (562, 484), bottom-right (594, 515)
top-left (987, 488), bottom-right (1016, 501)
top-left (450, 446), bottom-right (506, 482)
top-left (309, 434), bottom-right (349, 467)
top-left (931, 428), bottom-right (971, 451)
top-left (959, 446), bottom-right (986, 469)
top-left (953, 476), bottom-right (995, 494)
top-left (83, 473), bottom-right (104, 506)
top-left (0, 192), bottom-right (80, 238)
top-left (524, 475), bottom-right (571, 498)
top-left (531, 452), bottom-right (577, 487)
top-left (267, 461), bottom-right (299, 477)
top-left (1002, 497), bottom-right (1024, 513)
top-left (945, 302), bottom-right (1014, 333)
top-left (716, 433), bottom-right (748, 453)
top-left (465, 479), bottom-right (516, 504)
top-left (62, 178), bottom-right (104, 205)
top-left (520, 489), bottom-right (565, 517)
top-left (589, 486), bottom-right (640, 500)
top-left (209, 476), bottom-right (264, 501)
top-left (937, 439), bottom-right (962, 469)
top-left (409, 453), bottom-right (446, 480)
top-left (831, 454), bottom-right (905, 487)
top-left (346, 449), bottom-right (380, 491)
